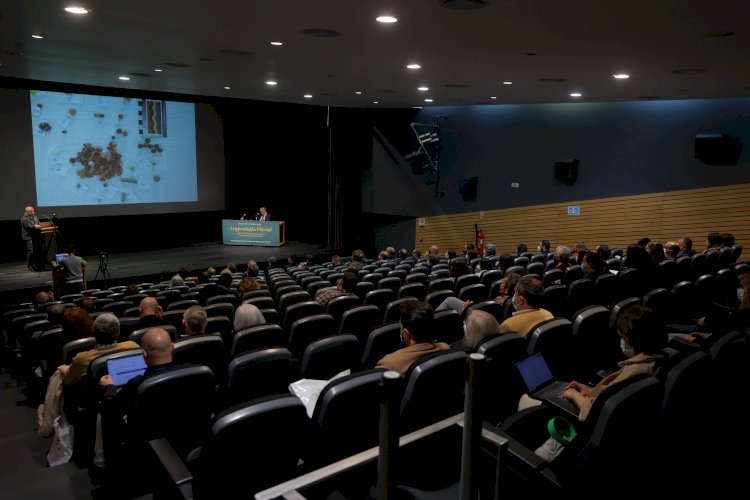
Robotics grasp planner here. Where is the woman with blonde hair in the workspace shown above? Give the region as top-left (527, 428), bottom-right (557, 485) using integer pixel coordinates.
top-left (238, 277), bottom-right (261, 295)
top-left (463, 309), bottom-right (502, 350)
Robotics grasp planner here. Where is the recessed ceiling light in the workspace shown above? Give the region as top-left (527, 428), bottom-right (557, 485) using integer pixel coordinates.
top-left (373, 101), bottom-right (379, 104)
top-left (224, 86), bottom-right (231, 90)
top-left (154, 68), bottom-right (163, 72)
top-left (118, 76), bottom-right (130, 81)
top-left (270, 41), bottom-right (283, 46)
top-left (266, 81), bottom-right (278, 86)
top-left (376, 15), bottom-right (398, 23)
top-left (303, 94), bottom-right (313, 98)
top-left (64, 6), bottom-right (90, 14)
top-left (31, 34), bottom-right (44, 39)
top-left (490, 96), bottom-right (497, 100)
top-left (406, 63), bottom-right (421, 70)
top-left (418, 86), bottom-right (429, 92)
top-left (502, 81), bottom-right (512, 85)
top-left (355, 91), bottom-right (362, 95)
top-left (570, 92), bottom-right (582, 97)
top-left (613, 74), bottom-right (630, 79)
top-left (424, 98), bottom-right (434, 103)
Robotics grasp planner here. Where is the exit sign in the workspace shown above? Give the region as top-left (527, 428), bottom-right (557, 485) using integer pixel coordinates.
top-left (567, 206), bottom-right (581, 216)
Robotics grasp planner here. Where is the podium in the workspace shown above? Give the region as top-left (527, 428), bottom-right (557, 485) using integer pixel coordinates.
top-left (222, 220), bottom-right (286, 247)
top-left (39, 221), bottom-right (60, 269)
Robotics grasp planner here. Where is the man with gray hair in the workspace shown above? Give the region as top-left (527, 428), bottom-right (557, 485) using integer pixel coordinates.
top-left (182, 305), bottom-right (208, 336)
top-left (554, 245), bottom-right (572, 271)
top-left (63, 312), bottom-right (140, 385)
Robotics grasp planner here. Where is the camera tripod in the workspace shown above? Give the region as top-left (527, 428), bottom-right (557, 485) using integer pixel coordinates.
top-left (94, 252), bottom-right (111, 287)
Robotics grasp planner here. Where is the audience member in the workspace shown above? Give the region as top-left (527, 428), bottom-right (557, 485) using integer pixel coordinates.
top-left (238, 277), bottom-right (261, 295)
top-left (398, 248), bottom-right (409, 261)
top-left (316, 270), bottom-right (358, 306)
top-left (376, 301), bottom-right (449, 375)
top-left (63, 313), bottom-right (139, 386)
top-left (80, 296), bottom-right (97, 313)
top-left (170, 274), bottom-right (184, 287)
top-left (637, 237), bottom-right (651, 248)
top-left (721, 232), bottom-right (735, 248)
top-left (136, 297), bottom-right (166, 330)
top-left (537, 240), bottom-right (552, 259)
top-left (677, 236), bottom-right (695, 258)
top-left (494, 272), bottom-right (521, 305)
top-left (624, 244), bottom-right (649, 270)
top-left (581, 251), bottom-right (608, 281)
top-left (484, 242), bottom-right (497, 257)
top-left (226, 262), bottom-right (238, 274)
top-left (244, 260), bottom-right (260, 278)
top-left (34, 290), bottom-right (54, 308)
top-left (233, 303), bottom-right (266, 331)
top-left (331, 254), bottom-right (342, 267)
top-left (124, 284), bottom-right (140, 296)
top-left (706, 232), bottom-right (722, 250)
top-left (462, 310), bottom-right (503, 350)
top-left (348, 249), bottom-right (366, 270)
top-left (517, 243), bottom-right (528, 255)
top-left (498, 276), bottom-right (553, 337)
top-left (61, 306), bottom-right (94, 344)
top-left (664, 241), bottom-right (680, 259)
top-left (411, 249), bottom-right (422, 260)
top-left (595, 243), bottom-right (611, 261)
top-left (497, 253), bottom-right (515, 275)
top-left (182, 305), bottom-right (208, 336)
top-left (646, 241), bottom-right (666, 266)
top-left (449, 259), bottom-right (471, 280)
top-left (554, 246), bottom-right (572, 271)
top-left (527, 304), bottom-right (668, 462)
top-left (60, 245), bottom-right (87, 294)
top-left (46, 303), bottom-right (66, 326)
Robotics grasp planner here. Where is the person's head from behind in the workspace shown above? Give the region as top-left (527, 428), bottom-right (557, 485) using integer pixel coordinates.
top-left (637, 237), bottom-right (651, 248)
top-left (463, 310), bottom-right (502, 349)
top-left (721, 232), bottom-right (735, 248)
top-left (233, 303), bottom-right (266, 332)
top-left (80, 296), bottom-right (96, 313)
top-left (35, 290), bottom-right (53, 306)
top-left (477, 258), bottom-right (492, 272)
top-left (183, 305), bottom-right (208, 335)
top-left (554, 246), bottom-right (571, 265)
top-left (246, 260), bottom-right (259, 277)
top-left (93, 312), bottom-right (120, 345)
top-left (170, 274), bottom-right (184, 287)
top-left (61, 306), bottom-right (93, 343)
top-left (678, 236), bottom-right (692, 253)
top-left (500, 272), bottom-right (522, 299)
top-left (498, 253), bottom-right (515, 271)
top-left (378, 250), bottom-right (389, 261)
top-left (485, 243), bottom-right (496, 256)
top-left (449, 259), bottom-right (470, 278)
top-left (596, 243), bottom-right (611, 260)
top-left (124, 283), bottom-right (139, 296)
top-left (238, 277), bottom-right (260, 295)
top-left (582, 251), bottom-right (605, 274)
top-left (399, 301), bottom-right (435, 345)
top-left (227, 262), bottom-right (237, 274)
top-left (139, 297), bottom-right (162, 318)
top-left (352, 249), bottom-right (365, 262)
top-left (339, 270), bottom-right (359, 292)
top-left (616, 304), bottom-right (668, 356)
top-left (217, 271), bottom-right (233, 288)
top-left (427, 254), bottom-right (440, 267)
top-left (539, 240), bottom-right (551, 253)
top-left (625, 244), bottom-right (648, 269)
top-left (412, 248), bottom-right (422, 259)
top-left (47, 304), bottom-right (67, 325)
top-left (707, 232), bottom-right (722, 249)
top-left (332, 254), bottom-right (342, 266)
top-left (645, 241), bottom-right (665, 263)
top-left (517, 243), bottom-right (528, 255)
top-left (398, 248), bottom-right (408, 260)
top-left (513, 275), bottom-right (545, 310)
top-left (141, 328), bottom-right (174, 366)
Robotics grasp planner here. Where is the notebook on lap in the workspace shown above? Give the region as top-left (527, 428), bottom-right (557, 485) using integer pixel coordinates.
top-left (514, 352), bottom-right (580, 417)
top-left (107, 354), bottom-right (147, 386)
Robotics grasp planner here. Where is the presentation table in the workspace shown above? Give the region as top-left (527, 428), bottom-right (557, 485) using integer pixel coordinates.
top-left (222, 220), bottom-right (286, 247)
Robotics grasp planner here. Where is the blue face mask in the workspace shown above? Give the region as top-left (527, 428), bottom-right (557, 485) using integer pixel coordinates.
top-left (620, 338), bottom-right (635, 357)
top-left (581, 261), bottom-right (588, 272)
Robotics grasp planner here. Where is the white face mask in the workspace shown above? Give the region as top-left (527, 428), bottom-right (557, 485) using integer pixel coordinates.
top-left (581, 261), bottom-right (588, 272)
top-left (511, 294), bottom-right (518, 310)
top-left (400, 328), bottom-right (406, 344)
top-left (620, 338), bottom-right (635, 357)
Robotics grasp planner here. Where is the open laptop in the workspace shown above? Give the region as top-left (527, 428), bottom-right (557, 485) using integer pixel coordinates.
top-left (514, 352), bottom-right (581, 417)
top-left (107, 353), bottom-right (148, 386)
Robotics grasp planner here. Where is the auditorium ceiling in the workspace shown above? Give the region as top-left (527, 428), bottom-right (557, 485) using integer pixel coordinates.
top-left (1, 0), bottom-right (749, 107)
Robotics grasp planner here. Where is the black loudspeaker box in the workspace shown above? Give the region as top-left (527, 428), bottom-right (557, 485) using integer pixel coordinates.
top-left (695, 134), bottom-right (743, 166)
top-left (554, 159), bottom-right (579, 186)
top-left (458, 176), bottom-right (478, 201)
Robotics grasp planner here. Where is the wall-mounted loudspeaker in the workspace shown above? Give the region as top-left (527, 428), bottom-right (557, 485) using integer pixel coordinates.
top-left (554, 159), bottom-right (579, 186)
top-left (695, 134), bottom-right (743, 166)
top-left (458, 176), bottom-right (478, 201)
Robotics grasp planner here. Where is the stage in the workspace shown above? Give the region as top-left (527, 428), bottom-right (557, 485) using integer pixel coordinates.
top-left (0, 240), bottom-right (328, 305)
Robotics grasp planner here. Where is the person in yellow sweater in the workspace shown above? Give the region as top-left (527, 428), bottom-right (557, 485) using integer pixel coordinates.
top-left (498, 275), bottom-right (553, 337)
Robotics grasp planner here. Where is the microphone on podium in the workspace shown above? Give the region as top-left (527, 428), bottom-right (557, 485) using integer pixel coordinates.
top-left (255, 213), bottom-right (260, 220)
top-left (240, 213), bottom-right (247, 220)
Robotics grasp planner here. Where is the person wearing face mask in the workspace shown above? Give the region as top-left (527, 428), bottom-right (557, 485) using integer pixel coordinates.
top-left (527, 304), bottom-right (668, 461)
top-left (498, 276), bottom-right (553, 337)
top-left (376, 301), bottom-right (449, 376)
top-left (581, 251), bottom-right (608, 281)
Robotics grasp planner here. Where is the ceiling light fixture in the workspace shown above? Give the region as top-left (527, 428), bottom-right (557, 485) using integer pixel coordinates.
top-left (502, 81), bottom-right (512, 85)
top-left (613, 74), bottom-right (630, 79)
top-left (376, 15), bottom-right (398, 23)
top-left (118, 76), bottom-right (130, 81)
top-left (154, 68), bottom-right (163, 72)
top-left (266, 81), bottom-right (278, 86)
top-left (490, 96), bottom-right (497, 100)
top-left (406, 63), bottom-right (421, 70)
top-left (224, 86), bottom-right (231, 90)
top-left (355, 91), bottom-right (362, 95)
top-left (304, 94), bottom-right (313, 98)
top-left (32, 34), bottom-right (44, 39)
top-left (373, 101), bottom-right (379, 104)
top-left (570, 92), bottom-right (582, 97)
top-left (64, 6), bottom-right (90, 14)
top-left (270, 41), bottom-right (283, 46)
top-left (424, 98), bottom-right (434, 103)
top-left (418, 86), bottom-right (429, 92)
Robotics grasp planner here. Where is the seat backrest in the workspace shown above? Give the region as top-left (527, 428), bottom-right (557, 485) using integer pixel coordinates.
top-left (458, 283), bottom-right (489, 302)
top-left (243, 296), bottom-right (275, 310)
top-left (377, 276), bottom-right (402, 295)
top-left (231, 323), bottom-right (286, 358)
top-left (173, 335), bottom-right (227, 384)
top-left (63, 337), bottom-right (96, 364)
top-left (427, 277), bottom-right (454, 294)
top-left (360, 322), bottom-right (402, 370)
top-left (338, 305), bottom-right (381, 344)
top-left (690, 252), bottom-right (707, 281)
top-left (505, 265), bottom-right (526, 277)
top-left (400, 350), bottom-right (467, 433)
top-left (205, 316), bottom-right (233, 346)
top-left (241, 289), bottom-right (271, 302)
top-left (167, 299), bottom-right (200, 311)
top-left (608, 297), bottom-right (642, 331)
top-left (325, 294), bottom-right (361, 322)
top-left (308, 369), bottom-right (388, 467)
top-left (476, 332), bottom-right (528, 422)
top-left (571, 305), bottom-right (620, 379)
top-left (670, 281), bottom-right (703, 322)
top-left (382, 297), bottom-right (418, 324)
top-left (283, 301), bottom-right (325, 331)
top-left (288, 313), bottom-right (337, 358)
top-left (300, 334), bottom-right (361, 380)
top-left (566, 278), bottom-right (596, 318)
top-left (397, 283), bottom-right (427, 301)
top-left (454, 273), bottom-right (480, 291)
top-left (130, 324), bottom-right (178, 344)
top-left (542, 269), bottom-right (563, 288)
top-left (593, 272), bottom-right (619, 307)
top-left (480, 269), bottom-right (503, 287)
top-left (425, 289), bottom-right (455, 311)
top-left (354, 281), bottom-right (375, 301)
top-left (655, 259), bottom-right (679, 290)
top-left (617, 267), bottom-right (645, 299)
top-left (541, 285), bottom-right (567, 318)
top-left (433, 309), bottom-right (464, 344)
top-left (134, 365), bottom-right (216, 457)
top-left (225, 348), bottom-right (293, 408)
top-left (464, 299), bottom-right (505, 323)
top-left (643, 287), bottom-right (675, 324)
top-left (563, 265), bottom-right (584, 286)
top-left (204, 302), bottom-right (235, 322)
top-left (260, 308), bottom-right (280, 325)
top-left (526, 262), bottom-right (545, 278)
top-left (526, 318), bottom-right (574, 378)
top-left (278, 290), bottom-right (312, 316)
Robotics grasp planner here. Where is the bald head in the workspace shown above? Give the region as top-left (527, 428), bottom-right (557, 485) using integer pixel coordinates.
top-left (141, 328), bottom-right (174, 366)
top-left (139, 297), bottom-right (161, 316)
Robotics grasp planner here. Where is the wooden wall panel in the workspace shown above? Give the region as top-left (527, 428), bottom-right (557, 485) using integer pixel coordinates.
top-left (414, 183), bottom-right (750, 255)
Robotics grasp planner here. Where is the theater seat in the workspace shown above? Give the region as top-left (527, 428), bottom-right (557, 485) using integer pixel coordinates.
top-left (299, 334), bottom-right (361, 380)
top-left (224, 348), bottom-right (293, 408)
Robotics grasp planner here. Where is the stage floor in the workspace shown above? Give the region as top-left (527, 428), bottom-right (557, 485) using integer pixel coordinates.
top-left (0, 240), bottom-right (327, 303)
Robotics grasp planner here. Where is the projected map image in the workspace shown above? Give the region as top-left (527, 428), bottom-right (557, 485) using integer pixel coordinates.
top-left (30, 91), bottom-right (197, 206)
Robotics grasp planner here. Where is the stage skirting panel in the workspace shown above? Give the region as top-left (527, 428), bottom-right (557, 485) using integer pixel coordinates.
top-left (222, 220), bottom-right (286, 247)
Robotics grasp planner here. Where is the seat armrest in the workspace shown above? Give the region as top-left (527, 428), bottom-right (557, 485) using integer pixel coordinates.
top-left (149, 438), bottom-right (194, 499)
